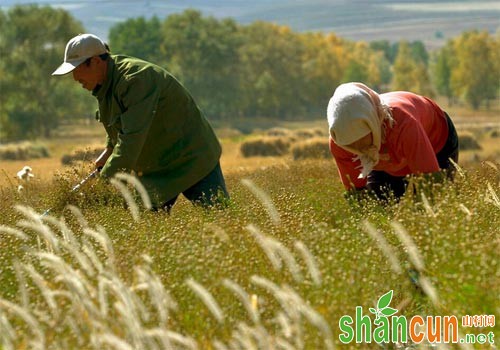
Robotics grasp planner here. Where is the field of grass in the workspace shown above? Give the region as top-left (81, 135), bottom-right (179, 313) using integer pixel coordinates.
top-left (0, 114), bottom-right (499, 348)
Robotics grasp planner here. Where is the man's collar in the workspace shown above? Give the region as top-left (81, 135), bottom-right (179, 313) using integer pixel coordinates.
top-left (93, 56), bottom-right (115, 100)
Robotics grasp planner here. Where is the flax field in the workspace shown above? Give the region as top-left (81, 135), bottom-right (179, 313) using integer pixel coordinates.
top-left (0, 158), bottom-right (499, 349)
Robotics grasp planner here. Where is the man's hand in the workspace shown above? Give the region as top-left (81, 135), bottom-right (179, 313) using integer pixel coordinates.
top-left (95, 147), bottom-right (113, 169)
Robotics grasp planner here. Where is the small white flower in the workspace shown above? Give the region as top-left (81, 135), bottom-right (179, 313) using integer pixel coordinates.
top-left (17, 166), bottom-right (35, 181)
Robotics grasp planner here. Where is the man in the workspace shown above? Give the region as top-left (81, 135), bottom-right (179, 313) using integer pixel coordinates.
top-left (53, 33), bottom-right (229, 210)
top-left (327, 82), bottom-right (459, 201)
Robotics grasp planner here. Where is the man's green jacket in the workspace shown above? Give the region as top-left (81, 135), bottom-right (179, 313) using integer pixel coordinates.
top-left (94, 55), bottom-right (222, 206)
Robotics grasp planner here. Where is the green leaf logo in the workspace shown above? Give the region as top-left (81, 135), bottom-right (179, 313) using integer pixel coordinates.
top-left (369, 290), bottom-right (398, 321)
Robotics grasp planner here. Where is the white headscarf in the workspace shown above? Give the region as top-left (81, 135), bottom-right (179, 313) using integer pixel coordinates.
top-left (327, 82), bottom-right (393, 178)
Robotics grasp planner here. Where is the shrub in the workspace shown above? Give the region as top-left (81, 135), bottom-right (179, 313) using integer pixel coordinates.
top-left (61, 147), bottom-right (103, 165)
top-left (0, 142), bottom-right (50, 160)
top-left (488, 129), bottom-right (500, 138)
top-left (265, 127), bottom-right (293, 137)
top-left (240, 136), bottom-right (291, 157)
top-left (291, 137), bottom-right (331, 160)
top-left (294, 128), bottom-right (326, 139)
top-left (458, 131), bottom-right (482, 151)
top-left (215, 127), bottom-right (242, 139)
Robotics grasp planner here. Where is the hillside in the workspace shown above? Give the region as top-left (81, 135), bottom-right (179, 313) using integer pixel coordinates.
top-left (3, 0), bottom-right (499, 49)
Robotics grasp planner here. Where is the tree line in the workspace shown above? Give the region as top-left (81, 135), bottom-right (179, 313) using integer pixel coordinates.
top-left (1, 5), bottom-right (498, 141)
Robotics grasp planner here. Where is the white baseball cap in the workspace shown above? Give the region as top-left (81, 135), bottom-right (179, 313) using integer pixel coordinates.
top-left (52, 33), bottom-right (107, 76)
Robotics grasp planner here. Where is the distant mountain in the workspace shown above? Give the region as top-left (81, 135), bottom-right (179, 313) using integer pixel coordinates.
top-left (3, 0), bottom-right (499, 49)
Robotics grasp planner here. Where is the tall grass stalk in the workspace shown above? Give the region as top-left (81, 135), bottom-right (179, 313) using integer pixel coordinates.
top-left (486, 182), bottom-right (500, 208)
top-left (294, 241), bottom-right (322, 285)
top-left (1, 159), bottom-right (498, 349)
top-left (186, 278), bottom-right (224, 323)
top-left (0, 224), bottom-right (28, 241)
top-left (246, 224), bottom-right (303, 282)
top-left (362, 220), bottom-right (403, 275)
top-left (223, 278), bottom-right (260, 324)
top-left (241, 178), bottom-right (281, 224)
top-left (110, 178), bottom-right (140, 221)
top-left (114, 172), bottom-right (152, 210)
top-left (16, 205), bottom-right (60, 253)
top-left (391, 221), bottom-right (425, 272)
top-left (421, 192), bottom-right (437, 217)
top-left (0, 299), bottom-right (45, 350)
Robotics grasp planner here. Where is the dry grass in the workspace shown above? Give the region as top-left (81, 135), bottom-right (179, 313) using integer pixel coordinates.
top-left (0, 157), bottom-right (498, 349)
top-left (240, 136), bottom-right (292, 157)
top-left (291, 137), bottom-right (331, 160)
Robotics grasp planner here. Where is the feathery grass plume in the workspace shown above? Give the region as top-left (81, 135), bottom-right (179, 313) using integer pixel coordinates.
top-left (449, 158), bottom-right (465, 179)
top-left (246, 224), bottom-right (303, 282)
top-left (252, 275), bottom-right (335, 349)
top-left (391, 221), bottom-right (425, 272)
top-left (421, 192), bottom-right (436, 217)
top-left (458, 203), bottom-right (472, 219)
top-left (223, 279), bottom-right (260, 324)
top-left (486, 182), bottom-right (500, 209)
top-left (294, 241), bottom-right (322, 285)
top-left (97, 276), bottom-right (112, 318)
top-left (250, 275), bottom-right (303, 347)
top-left (212, 339), bottom-right (229, 350)
top-left (275, 311), bottom-right (294, 338)
top-left (82, 226), bottom-right (115, 266)
top-left (362, 221), bottom-right (403, 275)
top-left (0, 224), bottom-right (28, 241)
top-left (64, 204), bottom-right (89, 228)
top-left (246, 224), bottom-right (282, 270)
top-left (282, 285), bottom-right (335, 350)
top-left (15, 205), bottom-right (60, 253)
top-left (161, 330), bottom-right (198, 350)
top-left (82, 241), bottom-right (105, 274)
top-left (241, 178), bottom-right (281, 225)
top-left (114, 172), bottom-right (152, 210)
top-left (250, 275), bottom-right (285, 308)
top-left (96, 333), bottom-right (134, 350)
top-left (110, 177), bottom-right (140, 221)
top-left (13, 261), bottom-right (29, 308)
top-left (0, 299), bottom-right (45, 350)
top-left (271, 239), bottom-right (303, 283)
top-left (58, 238), bottom-right (96, 277)
top-left (33, 253), bottom-right (102, 322)
top-left (254, 324), bottom-right (273, 349)
top-left (40, 214), bottom-right (95, 275)
top-left (186, 278), bottom-right (224, 324)
top-left (0, 310), bottom-right (15, 350)
top-left (42, 214), bottom-right (78, 247)
top-left (484, 160), bottom-right (498, 171)
top-left (416, 275), bottom-right (440, 308)
top-left (142, 328), bottom-right (173, 350)
top-left (275, 336), bottom-right (296, 350)
top-left (231, 322), bottom-right (257, 349)
top-left (112, 298), bottom-right (145, 348)
top-left (106, 276), bottom-right (150, 345)
top-left (135, 263), bottom-right (178, 326)
top-left (236, 322), bottom-right (273, 350)
top-left (22, 262), bottom-right (60, 318)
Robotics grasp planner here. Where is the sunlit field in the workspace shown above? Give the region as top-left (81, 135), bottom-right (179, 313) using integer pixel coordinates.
top-left (0, 113), bottom-right (499, 349)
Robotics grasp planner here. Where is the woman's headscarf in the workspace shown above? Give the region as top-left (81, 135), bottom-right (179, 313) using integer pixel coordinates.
top-left (327, 82), bottom-right (393, 178)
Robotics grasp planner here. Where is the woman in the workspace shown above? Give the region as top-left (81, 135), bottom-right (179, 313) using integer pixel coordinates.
top-left (327, 82), bottom-right (459, 200)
